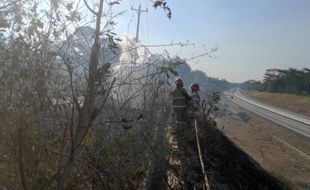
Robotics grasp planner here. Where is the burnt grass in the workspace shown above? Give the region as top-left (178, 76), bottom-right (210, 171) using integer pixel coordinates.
top-left (147, 118), bottom-right (296, 190)
top-left (201, 118), bottom-right (293, 190)
top-left (172, 117), bottom-right (294, 190)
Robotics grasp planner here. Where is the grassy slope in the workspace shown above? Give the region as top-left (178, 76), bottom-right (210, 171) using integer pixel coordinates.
top-left (244, 91), bottom-right (310, 117)
top-left (217, 97), bottom-right (310, 190)
top-left (169, 116), bottom-right (295, 190)
top-left (202, 119), bottom-right (294, 190)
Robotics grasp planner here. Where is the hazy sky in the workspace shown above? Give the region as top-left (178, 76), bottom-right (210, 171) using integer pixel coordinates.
top-left (113, 0), bottom-right (310, 82)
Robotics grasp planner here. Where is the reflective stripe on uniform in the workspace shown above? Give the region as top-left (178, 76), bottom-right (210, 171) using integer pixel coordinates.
top-left (173, 97), bottom-right (186, 100)
top-left (176, 121), bottom-right (186, 125)
top-left (173, 105), bottom-right (187, 109)
top-left (192, 97), bottom-right (199, 101)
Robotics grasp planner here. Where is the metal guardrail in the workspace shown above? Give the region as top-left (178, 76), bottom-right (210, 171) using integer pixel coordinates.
top-left (233, 93), bottom-right (310, 126)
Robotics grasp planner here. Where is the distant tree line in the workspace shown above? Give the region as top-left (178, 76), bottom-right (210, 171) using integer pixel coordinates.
top-left (242, 68), bottom-right (310, 95)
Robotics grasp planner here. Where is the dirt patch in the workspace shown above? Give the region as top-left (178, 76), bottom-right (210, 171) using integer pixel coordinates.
top-left (217, 96), bottom-right (310, 190)
top-left (236, 111), bottom-right (251, 122)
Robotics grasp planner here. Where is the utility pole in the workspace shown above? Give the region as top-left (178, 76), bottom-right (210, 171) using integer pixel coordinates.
top-left (131, 4), bottom-right (148, 42)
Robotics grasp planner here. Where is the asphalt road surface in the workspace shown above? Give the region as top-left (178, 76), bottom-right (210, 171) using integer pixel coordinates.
top-left (226, 90), bottom-right (310, 139)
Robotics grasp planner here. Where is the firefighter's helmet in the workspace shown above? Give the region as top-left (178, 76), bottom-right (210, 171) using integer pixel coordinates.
top-left (191, 83), bottom-right (200, 91)
top-left (175, 78), bottom-right (183, 87)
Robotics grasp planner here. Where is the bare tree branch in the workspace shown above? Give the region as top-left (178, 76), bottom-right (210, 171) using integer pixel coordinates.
top-left (83, 0), bottom-right (98, 15)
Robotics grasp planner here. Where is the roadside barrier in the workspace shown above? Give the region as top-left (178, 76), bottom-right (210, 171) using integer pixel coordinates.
top-left (234, 92), bottom-right (310, 126)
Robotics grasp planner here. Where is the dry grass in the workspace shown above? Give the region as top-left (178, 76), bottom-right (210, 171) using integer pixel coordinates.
top-left (244, 91), bottom-right (310, 116)
top-left (216, 96), bottom-right (310, 190)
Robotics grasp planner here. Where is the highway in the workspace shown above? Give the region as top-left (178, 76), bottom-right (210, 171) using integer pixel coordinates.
top-left (226, 90), bottom-right (310, 139)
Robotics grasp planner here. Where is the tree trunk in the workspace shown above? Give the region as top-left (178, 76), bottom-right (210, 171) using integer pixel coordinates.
top-left (56, 1), bottom-right (104, 189)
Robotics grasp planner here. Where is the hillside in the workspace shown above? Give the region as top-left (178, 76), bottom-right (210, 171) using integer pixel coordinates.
top-left (176, 63), bottom-right (236, 93)
top-left (166, 113), bottom-right (294, 190)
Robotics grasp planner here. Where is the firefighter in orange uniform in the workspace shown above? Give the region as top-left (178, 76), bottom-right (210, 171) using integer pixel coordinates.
top-left (171, 78), bottom-right (191, 127)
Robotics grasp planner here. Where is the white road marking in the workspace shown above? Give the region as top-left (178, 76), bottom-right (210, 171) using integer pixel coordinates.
top-left (234, 92), bottom-right (310, 126)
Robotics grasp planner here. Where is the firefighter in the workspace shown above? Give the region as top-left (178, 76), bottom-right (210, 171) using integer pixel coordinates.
top-left (171, 78), bottom-right (191, 127)
top-left (190, 83), bottom-right (201, 118)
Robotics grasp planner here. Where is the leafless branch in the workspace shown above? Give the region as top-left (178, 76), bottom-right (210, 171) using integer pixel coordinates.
top-left (83, 0), bottom-right (98, 15)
